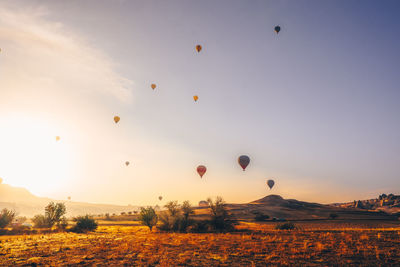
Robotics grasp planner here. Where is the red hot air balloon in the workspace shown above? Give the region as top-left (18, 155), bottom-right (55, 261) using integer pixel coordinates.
top-left (238, 155), bottom-right (250, 171)
top-left (197, 165), bottom-right (207, 178)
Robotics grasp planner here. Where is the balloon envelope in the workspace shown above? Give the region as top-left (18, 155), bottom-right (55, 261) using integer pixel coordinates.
top-left (193, 95), bottom-right (199, 102)
top-left (197, 165), bottom-right (207, 178)
top-left (159, 196), bottom-right (162, 201)
top-left (195, 45), bottom-right (202, 53)
top-left (56, 136), bottom-right (60, 141)
top-left (68, 196), bottom-right (71, 200)
top-left (125, 161), bottom-right (130, 166)
top-left (238, 155), bottom-right (250, 171)
top-left (274, 26), bottom-right (281, 34)
top-left (114, 116), bottom-right (120, 123)
top-left (151, 84), bottom-right (156, 90)
top-left (267, 179), bottom-right (275, 189)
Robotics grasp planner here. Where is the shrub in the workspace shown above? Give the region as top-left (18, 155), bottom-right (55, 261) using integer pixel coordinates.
top-left (255, 213), bottom-right (270, 221)
top-left (0, 209), bottom-right (16, 228)
top-left (158, 201), bottom-right (195, 232)
top-left (275, 222), bottom-right (296, 230)
top-left (207, 196), bottom-right (235, 232)
top-left (32, 214), bottom-right (50, 228)
top-left (190, 220), bottom-right (211, 233)
top-left (58, 217), bottom-right (68, 230)
top-left (139, 207), bottom-right (158, 231)
top-left (329, 213), bottom-right (339, 220)
top-left (71, 215), bottom-right (97, 233)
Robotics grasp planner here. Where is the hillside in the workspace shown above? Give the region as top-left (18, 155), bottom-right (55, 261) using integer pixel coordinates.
top-left (332, 193), bottom-right (400, 214)
top-left (0, 182), bottom-right (138, 217)
top-left (194, 195), bottom-right (398, 221)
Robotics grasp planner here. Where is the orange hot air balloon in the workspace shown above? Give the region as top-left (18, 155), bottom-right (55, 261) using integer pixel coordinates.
top-left (238, 155), bottom-right (250, 171)
top-left (68, 196), bottom-right (71, 200)
top-left (195, 45), bottom-right (202, 53)
top-left (193, 95), bottom-right (199, 102)
top-left (159, 196), bottom-right (162, 201)
top-left (114, 116), bottom-right (120, 123)
top-left (151, 84), bottom-right (156, 90)
top-left (197, 165), bottom-right (207, 178)
top-left (56, 136), bottom-right (60, 141)
top-left (125, 161), bottom-right (130, 166)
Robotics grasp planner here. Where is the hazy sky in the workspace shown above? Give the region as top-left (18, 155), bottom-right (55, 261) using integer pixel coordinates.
top-left (0, 0), bottom-right (399, 205)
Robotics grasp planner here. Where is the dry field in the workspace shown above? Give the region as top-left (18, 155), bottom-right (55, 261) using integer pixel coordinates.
top-left (1, 221), bottom-right (400, 266)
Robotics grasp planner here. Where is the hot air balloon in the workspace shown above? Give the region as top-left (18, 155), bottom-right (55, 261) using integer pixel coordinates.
top-left (195, 44), bottom-right (202, 53)
top-left (274, 26), bottom-right (281, 34)
top-left (197, 165), bottom-right (207, 178)
top-left (125, 161), bottom-right (130, 166)
top-left (159, 196), bottom-right (163, 201)
top-left (267, 179), bottom-right (275, 189)
top-left (238, 155), bottom-right (250, 171)
top-left (0, 177), bottom-right (3, 184)
top-left (151, 84), bottom-right (156, 90)
top-left (193, 95), bottom-right (199, 102)
top-left (56, 136), bottom-right (60, 141)
top-left (68, 196), bottom-right (71, 200)
top-left (114, 116), bottom-right (120, 123)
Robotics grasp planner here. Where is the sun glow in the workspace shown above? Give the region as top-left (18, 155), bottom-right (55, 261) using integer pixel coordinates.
top-left (0, 114), bottom-right (75, 196)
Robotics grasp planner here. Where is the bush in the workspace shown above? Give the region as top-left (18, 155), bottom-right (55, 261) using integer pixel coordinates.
top-left (157, 201), bottom-right (195, 232)
top-left (255, 213), bottom-right (270, 221)
top-left (275, 222), bottom-right (296, 230)
top-left (32, 214), bottom-right (50, 228)
top-left (139, 207), bottom-right (158, 231)
top-left (71, 215), bottom-right (97, 233)
top-left (190, 220), bottom-right (211, 233)
top-left (329, 213), bottom-right (339, 220)
top-left (207, 197), bottom-right (235, 232)
top-left (0, 209), bottom-right (16, 228)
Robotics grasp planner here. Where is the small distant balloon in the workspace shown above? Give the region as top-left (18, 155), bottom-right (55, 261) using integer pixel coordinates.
top-left (159, 196), bottom-right (162, 201)
top-left (267, 179), bottom-right (275, 189)
top-left (195, 44), bottom-right (202, 53)
top-left (197, 165), bottom-right (207, 178)
top-left (68, 196), bottom-right (71, 200)
top-left (274, 26), bottom-right (281, 34)
top-left (114, 116), bottom-right (120, 123)
top-left (238, 155), bottom-right (250, 171)
top-left (193, 95), bottom-right (199, 102)
top-left (151, 84), bottom-right (156, 90)
top-left (56, 136), bottom-right (60, 141)
top-left (0, 177), bottom-right (3, 184)
top-left (125, 161), bottom-right (130, 166)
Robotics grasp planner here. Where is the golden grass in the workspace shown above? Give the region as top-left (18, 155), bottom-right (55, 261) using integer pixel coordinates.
top-left (0, 222), bottom-right (399, 266)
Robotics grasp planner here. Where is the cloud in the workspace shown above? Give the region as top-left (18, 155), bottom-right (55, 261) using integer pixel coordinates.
top-left (0, 5), bottom-right (133, 104)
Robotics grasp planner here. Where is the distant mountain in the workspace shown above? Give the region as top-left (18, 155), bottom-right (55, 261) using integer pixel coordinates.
top-left (194, 194), bottom-right (398, 221)
top-left (0, 182), bottom-right (138, 217)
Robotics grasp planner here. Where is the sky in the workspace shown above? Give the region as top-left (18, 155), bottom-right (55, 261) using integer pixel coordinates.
top-left (0, 0), bottom-right (399, 205)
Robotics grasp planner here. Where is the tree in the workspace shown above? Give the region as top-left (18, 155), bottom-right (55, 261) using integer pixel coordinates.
top-left (45, 202), bottom-right (66, 227)
top-left (164, 201), bottom-right (180, 217)
top-left (207, 197), bottom-right (235, 232)
top-left (139, 207), bottom-right (158, 231)
top-left (0, 209), bottom-right (16, 228)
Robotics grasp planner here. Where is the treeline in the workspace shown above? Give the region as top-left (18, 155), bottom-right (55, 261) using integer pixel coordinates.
top-left (0, 202), bottom-right (97, 234)
top-left (139, 196), bottom-right (236, 233)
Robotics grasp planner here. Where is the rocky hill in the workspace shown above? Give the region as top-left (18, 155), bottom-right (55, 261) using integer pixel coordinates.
top-left (332, 194), bottom-right (400, 214)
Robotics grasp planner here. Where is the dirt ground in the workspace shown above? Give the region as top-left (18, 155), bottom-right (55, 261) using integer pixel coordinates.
top-left (1, 221), bottom-right (400, 266)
